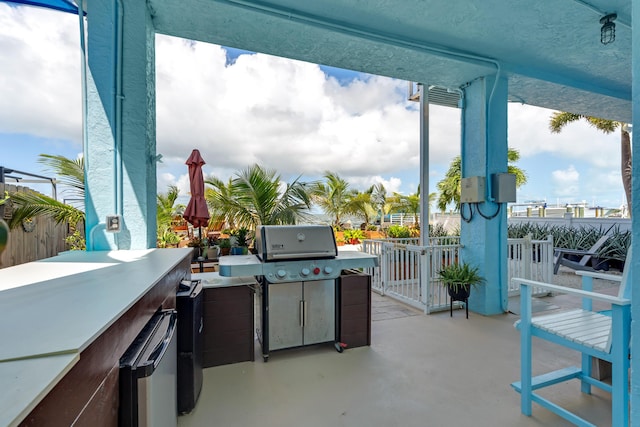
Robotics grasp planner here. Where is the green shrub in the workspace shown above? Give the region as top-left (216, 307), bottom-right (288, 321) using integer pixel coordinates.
top-left (387, 225), bottom-right (411, 238)
top-left (65, 230), bottom-right (86, 251)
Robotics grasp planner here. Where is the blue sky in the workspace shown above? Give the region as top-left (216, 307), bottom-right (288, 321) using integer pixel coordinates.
top-left (0, 4), bottom-right (626, 211)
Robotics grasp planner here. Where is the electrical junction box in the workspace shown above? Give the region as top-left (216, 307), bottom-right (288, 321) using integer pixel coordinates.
top-left (460, 176), bottom-right (485, 203)
top-left (491, 173), bottom-right (517, 203)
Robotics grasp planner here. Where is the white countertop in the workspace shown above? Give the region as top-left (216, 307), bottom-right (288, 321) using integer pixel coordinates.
top-left (0, 353), bottom-right (79, 427)
top-left (191, 272), bottom-right (256, 288)
top-left (0, 248), bottom-right (191, 426)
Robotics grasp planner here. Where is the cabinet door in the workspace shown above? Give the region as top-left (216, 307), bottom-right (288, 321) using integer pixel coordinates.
top-left (268, 282), bottom-right (303, 350)
top-left (303, 280), bottom-right (335, 345)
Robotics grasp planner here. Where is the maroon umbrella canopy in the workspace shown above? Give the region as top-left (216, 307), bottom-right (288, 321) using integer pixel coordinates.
top-left (183, 149), bottom-right (210, 229)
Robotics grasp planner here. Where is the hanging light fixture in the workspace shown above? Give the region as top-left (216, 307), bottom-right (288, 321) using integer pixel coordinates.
top-left (600, 13), bottom-right (617, 45)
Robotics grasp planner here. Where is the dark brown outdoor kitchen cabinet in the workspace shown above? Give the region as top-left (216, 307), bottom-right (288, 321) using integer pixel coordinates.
top-left (337, 270), bottom-right (371, 348)
top-left (202, 285), bottom-right (255, 367)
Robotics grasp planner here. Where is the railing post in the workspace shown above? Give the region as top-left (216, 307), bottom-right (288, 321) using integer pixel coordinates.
top-left (380, 243), bottom-right (389, 296)
top-left (421, 247), bottom-right (430, 314)
top-left (524, 233), bottom-right (532, 280)
top-left (545, 235), bottom-right (553, 283)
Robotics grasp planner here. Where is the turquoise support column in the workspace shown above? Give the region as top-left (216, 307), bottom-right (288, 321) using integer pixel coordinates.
top-left (85, 0), bottom-right (157, 250)
top-left (460, 75), bottom-right (508, 315)
top-left (630, 1), bottom-right (640, 424)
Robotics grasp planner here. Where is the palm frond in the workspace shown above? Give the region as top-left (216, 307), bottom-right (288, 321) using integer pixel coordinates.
top-left (8, 191), bottom-right (84, 229)
top-left (38, 154), bottom-right (85, 200)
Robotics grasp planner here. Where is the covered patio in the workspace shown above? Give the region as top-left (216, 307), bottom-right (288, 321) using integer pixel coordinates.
top-left (2, 0), bottom-right (639, 425)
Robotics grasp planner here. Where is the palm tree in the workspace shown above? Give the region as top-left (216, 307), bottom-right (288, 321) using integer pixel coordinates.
top-left (549, 112), bottom-right (631, 216)
top-left (310, 172), bottom-right (359, 228)
top-left (205, 164), bottom-right (312, 230)
top-left (205, 176), bottom-right (236, 231)
top-left (436, 148), bottom-right (527, 212)
top-left (387, 186), bottom-right (437, 226)
top-left (8, 154), bottom-right (85, 229)
top-left (350, 186), bottom-right (378, 226)
top-left (370, 183), bottom-right (387, 219)
top-left (156, 185), bottom-right (184, 247)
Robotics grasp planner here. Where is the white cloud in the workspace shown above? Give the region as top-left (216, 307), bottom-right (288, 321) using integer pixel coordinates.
top-left (551, 165), bottom-right (580, 197)
top-left (509, 103), bottom-right (620, 169)
top-left (155, 35), bottom-right (422, 181)
top-left (346, 175), bottom-right (403, 194)
top-left (0, 5), bottom-right (81, 144)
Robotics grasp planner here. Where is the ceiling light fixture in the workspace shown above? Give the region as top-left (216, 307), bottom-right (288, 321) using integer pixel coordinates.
top-left (600, 13), bottom-right (617, 45)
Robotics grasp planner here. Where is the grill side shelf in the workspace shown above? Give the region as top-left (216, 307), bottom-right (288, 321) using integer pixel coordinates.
top-left (218, 255), bottom-right (263, 277)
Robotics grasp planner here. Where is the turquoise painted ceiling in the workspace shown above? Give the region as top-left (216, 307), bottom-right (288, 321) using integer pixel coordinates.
top-left (147, 0), bottom-right (631, 122)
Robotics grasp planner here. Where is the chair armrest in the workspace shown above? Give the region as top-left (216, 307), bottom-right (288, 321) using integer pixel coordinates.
top-left (553, 248), bottom-right (596, 256)
top-left (511, 278), bottom-right (630, 305)
top-left (575, 270), bottom-right (623, 282)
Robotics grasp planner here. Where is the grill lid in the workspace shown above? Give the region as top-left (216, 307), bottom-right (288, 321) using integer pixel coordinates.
top-left (256, 225), bottom-right (338, 261)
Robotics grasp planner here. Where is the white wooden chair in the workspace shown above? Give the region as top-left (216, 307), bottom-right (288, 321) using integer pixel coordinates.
top-left (511, 251), bottom-right (631, 427)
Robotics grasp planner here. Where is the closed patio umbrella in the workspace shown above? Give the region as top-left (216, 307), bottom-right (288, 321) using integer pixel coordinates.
top-left (183, 149), bottom-right (210, 241)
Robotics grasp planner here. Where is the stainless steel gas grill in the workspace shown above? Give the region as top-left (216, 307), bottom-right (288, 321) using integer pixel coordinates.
top-left (219, 225), bottom-right (378, 361)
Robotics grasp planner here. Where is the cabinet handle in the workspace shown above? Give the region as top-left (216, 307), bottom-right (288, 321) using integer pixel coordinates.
top-left (304, 300), bottom-right (308, 327)
top-left (300, 300), bottom-right (305, 327)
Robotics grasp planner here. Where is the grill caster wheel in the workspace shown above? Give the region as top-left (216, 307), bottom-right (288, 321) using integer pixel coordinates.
top-left (263, 355), bottom-right (269, 362)
top-left (334, 342), bottom-right (344, 353)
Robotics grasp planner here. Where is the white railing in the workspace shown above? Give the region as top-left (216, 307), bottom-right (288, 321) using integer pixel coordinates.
top-left (362, 235), bottom-right (553, 313)
top-left (381, 213), bottom-right (418, 227)
top-left (362, 237), bottom-right (461, 313)
top-left (506, 235), bottom-right (554, 297)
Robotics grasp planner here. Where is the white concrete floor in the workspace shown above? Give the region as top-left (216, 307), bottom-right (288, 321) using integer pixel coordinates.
top-left (178, 292), bottom-right (613, 427)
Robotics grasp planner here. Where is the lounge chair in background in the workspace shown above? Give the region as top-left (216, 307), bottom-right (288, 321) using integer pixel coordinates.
top-left (552, 234), bottom-right (610, 274)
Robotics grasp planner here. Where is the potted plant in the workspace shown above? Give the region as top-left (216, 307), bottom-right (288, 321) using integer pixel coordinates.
top-left (218, 238), bottom-right (231, 256)
top-left (437, 262), bottom-right (485, 318)
top-left (230, 227), bottom-right (251, 255)
top-left (343, 229), bottom-right (366, 245)
top-left (187, 237), bottom-right (206, 259)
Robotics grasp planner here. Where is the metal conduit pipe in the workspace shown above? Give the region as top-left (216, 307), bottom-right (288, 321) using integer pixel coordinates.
top-left (107, 0), bottom-right (124, 249)
top-left (115, 0), bottom-right (124, 220)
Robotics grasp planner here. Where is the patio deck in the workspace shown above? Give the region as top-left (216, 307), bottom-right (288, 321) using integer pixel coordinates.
top-left (178, 282), bottom-right (616, 427)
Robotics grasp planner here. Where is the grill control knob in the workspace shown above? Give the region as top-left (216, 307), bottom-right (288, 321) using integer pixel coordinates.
top-left (313, 267), bottom-right (321, 275)
top-left (276, 269), bottom-right (287, 278)
top-left (301, 268), bottom-right (310, 277)
top-left (324, 266), bottom-right (333, 275)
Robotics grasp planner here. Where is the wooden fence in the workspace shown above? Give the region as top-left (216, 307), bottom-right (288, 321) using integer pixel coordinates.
top-left (0, 183), bottom-right (72, 269)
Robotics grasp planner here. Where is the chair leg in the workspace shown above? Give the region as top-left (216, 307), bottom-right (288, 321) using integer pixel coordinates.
top-left (611, 306), bottom-right (630, 427)
top-left (450, 298), bottom-right (453, 317)
top-left (581, 353), bottom-right (592, 394)
top-left (520, 285), bottom-right (533, 416)
top-left (465, 297), bottom-right (468, 319)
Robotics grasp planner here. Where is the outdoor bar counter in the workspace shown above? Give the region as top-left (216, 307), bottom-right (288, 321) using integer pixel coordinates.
top-left (0, 248), bottom-right (192, 427)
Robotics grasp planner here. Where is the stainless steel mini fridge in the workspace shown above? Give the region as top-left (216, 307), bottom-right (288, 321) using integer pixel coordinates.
top-left (119, 309), bottom-right (178, 427)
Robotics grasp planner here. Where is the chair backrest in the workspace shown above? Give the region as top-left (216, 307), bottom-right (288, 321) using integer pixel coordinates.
top-left (579, 235), bottom-right (610, 264)
top-left (618, 246), bottom-right (631, 301)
